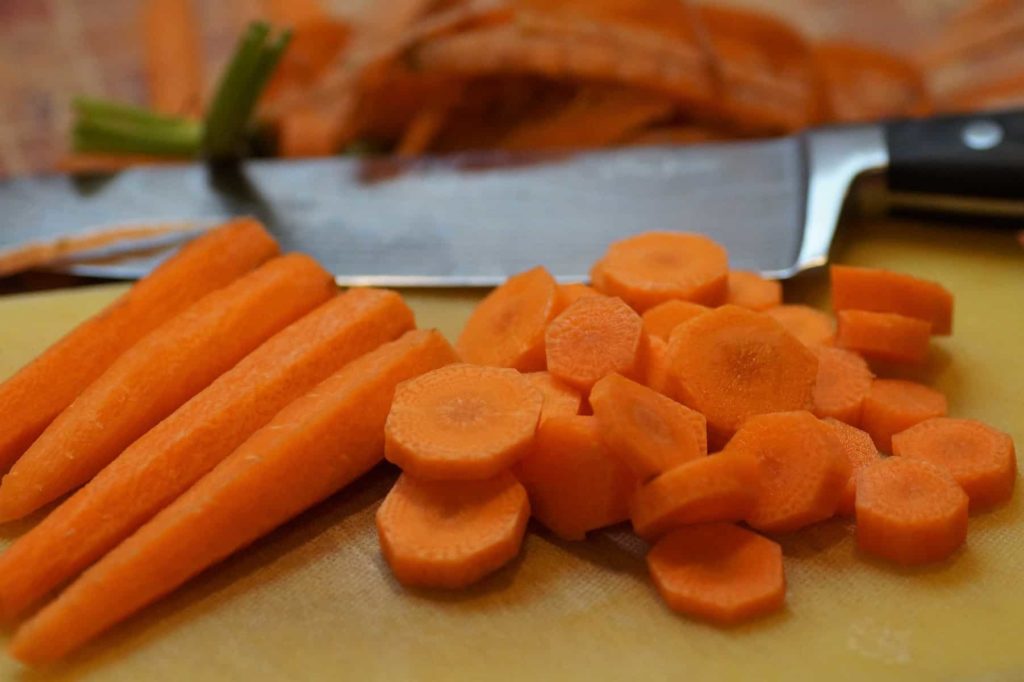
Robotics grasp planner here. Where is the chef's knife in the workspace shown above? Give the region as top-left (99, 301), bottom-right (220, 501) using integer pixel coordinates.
top-left (1, 109), bottom-right (1021, 285)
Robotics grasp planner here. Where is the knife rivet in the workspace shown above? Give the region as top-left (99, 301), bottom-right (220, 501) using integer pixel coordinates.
top-left (961, 120), bottom-right (1004, 151)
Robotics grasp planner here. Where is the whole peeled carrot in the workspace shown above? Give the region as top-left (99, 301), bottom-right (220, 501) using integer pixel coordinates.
top-left (0, 218), bottom-right (278, 475)
top-left (0, 253), bottom-right (335, 522)
top-left (143, 0), bottom-right (204, 116)
top-left (0, 288), bottom-right (413, 619)
top-left (9, 329), bottom-right (457, 664)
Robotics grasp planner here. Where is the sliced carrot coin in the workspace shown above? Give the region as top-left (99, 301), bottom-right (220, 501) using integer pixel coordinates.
top-left (764, 305), bottom-right (835, 347)
top-left (836, 310), bottom-right (932, 364)
top-left (830, 265), bottom-right (954, 335)
top-left (823, 417), bottom-right (881, 517)
top-left (861, 379), bottom-right (947, 453)
top-left (724, 271), bottom-right (782, 311)
top-left (811, 346), bottom-right (874, 425)
top-left (545, 295), bottom-right (645, 391)
top-left (524, 371), bottom-right (582, 423)
top-left (644, 335), bottom-right (674, 397)
top-left (556, 283), bottom-right (600, 310)
top-left (641, 300), bottom-right (709, 341)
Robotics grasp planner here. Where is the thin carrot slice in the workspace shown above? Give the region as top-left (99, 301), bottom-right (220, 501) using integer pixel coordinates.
top-left (545, 295), bottom-right (645, 391)
top-left (0, 288), bottom-right (413, 620)
top-left (525, 371), bottom-right (582, 423)
top-left (726, 411), bottom-right (850, 533)
top-left (8, 329), bottom-right (457, 665)
top-left (647, 523), bottom-right (785, 625)
top-left (641, 300), bottom-right (709, 341)
top-left (861, 379), bottom-right (948, 453)
top-left (813, 42), bottom-right (931, 122)
top-left (0, 254), bottom-right (335, 522)
top-left (556, 282), bottom-right (601, 310)
top-left (811, 346), bottom-right (874, 425)
top-left (892, 417), bottom-right (1017, 510)
top-left (376, 471), bottom-right (530, 588)
top-left (765, 305), bottom-right (835, 347)
top-left (667, 305), bottom-right (818, 445)
top-left (644, 336), bottom-right (673, 396)
top-left (590, 232), bottom-right (729, 311)
top-left (385, 364), bottom-right (542, 480)
top-left (0, 219), bottom-right (277, 475)
top-left (831, 265), bottom-right (954, 335)
top-left (823, 417), bottom-right (881, 517)
top-left (142, 0), bottom-right (204, 117)
top-left (855, 458), bottom-right (968, 566)
top-left (724, 271), bottom-right (782, 311)
top-left (590, 373), bottom-right (707, 481)
top-left (836, 310), bottom-right (932, 364)
top-left (457, 266), bottom-right (560, 371)
top-left (515, 416), bottom-right (638, 541)
top-left (631, 452), bottom-right (760, 541)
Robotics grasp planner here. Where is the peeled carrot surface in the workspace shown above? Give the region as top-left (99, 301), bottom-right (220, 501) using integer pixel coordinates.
top-left (142, 0), bottom-right (203, 116)
top-left (861, 379), bottom-right (948, 453)
top-left (765, 305), bottom-right (836, 347)
top-left (836, 310), bottom-right (932, 364)
top-left (641, 300), bottom-right (709, 341)
top-left (812, 346), bottom-right (874, 425)
top-left (824, 418), bottom-right (882, 517)
top-left (724, 271), bottom-right (782, 311)
top-left (545, 295), bottom-right (645, 391)
top-left (525, 371), bottom-right (583, 423)
top-left (831, 265), bottom-right (954, 335)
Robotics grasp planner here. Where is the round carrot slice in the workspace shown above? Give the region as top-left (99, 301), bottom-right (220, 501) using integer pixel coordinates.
top-left (823, 417), bottom-right (881, 517)
top-left (811, 346), bottom-right (874, 426)
top-left (855, 458), bottom-right (968, 566)
top-left (545, 295), bottom-right (645, 391)
top-left (644, 335), bottom-right (674, 396)
top-left (765, 305), bottom-right (835, 347)
top-left (524, 371), bottom-right (582, 424)
top-left (641, 300), bottom-right (709, 341)
top-left (861, 379), bottom-right (947, 453)
top-left (590, 232), bottom-right (729, 311)
top-left (376, 471), bottom-right (530, 588)
top-left (892, 417), bottom-right (1016, 510)
top-left (724, 271), bottom-right (782, 311)
top-left (384, 364), bottom-right (542, 479)
top-left (836, 310), bottom-right (931, 364)
top-left (647, 523), bottom-right (785, 625)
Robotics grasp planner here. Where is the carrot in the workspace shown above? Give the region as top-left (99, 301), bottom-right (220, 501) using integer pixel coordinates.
top-left (892, 417), bottom-right (1017, 510)
top-left (811, 346), bottom-right (874, 425)
top-left (726, 411), bottom-right (849, 533)
top-left (376, 471), bottom-right (530, 588)
top-left (666, 305), bottom-right (818, 445)
top-left (457, 266), bottom-right (560, 371)
top-left (823, 418), bottom-right (881, 517)
top-left (9, 329), bottom-right (457, 664)
top-left (385, 364), bottom-right (542, 480)
top-left (142, 0), bottom-right (204, 117)
top-left (55, 152), bottom-right (182, 175)
top-left (0, 288), bottom-right (413, 620)
top-left (0, 254), bottom-right (335, 522)
top-left (647, 523), bottom-right (785, 625)
top-left (278, 106), bottom-right (343, 157)
top-left (396, 83), bottom-right (463, 156)
top-left (724, 271), bottom-right (782, 311)
top-left (590, 232), bottom-right (729, 311)
top-left (557, 283), bottom-right (601, 310)
top-left (263, 18), bottom-right (351, 104)
top-left (861, 379), bottom-right (948, 453)
top-left (836, 310), bottom-right (932, 364)
top-left (814, 43), bottom-right (931, 122)
top-left (0, 219), bottom-right (278, 475)
top-left (631, 452), bottom-right (760, 541)
top-left (764, 305), bottom-right (835, 347)
top-left (644, 335), bottom-right (673, 396)
top-left (525, 371), bottom-right (582, 423)
top-left (590, 373), bottom-right (706, 481)
top-left (855, 458), bottom-right (968, 566)
top-left (265, 0), bottom-right (327, 26)
top-left (515, 415), bottom-right (638, 541)
top-left (641, 300), bottom-right (709, 341)
top-left (830, 265), bottom-right (954, 335)
top-left (545, 295), bottom-right (646, 391)
top-left (627, 124), bottom-right (733, 146)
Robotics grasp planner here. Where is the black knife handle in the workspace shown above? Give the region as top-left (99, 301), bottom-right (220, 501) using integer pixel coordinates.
top-left (885, 109), bottom-right (1024, 200)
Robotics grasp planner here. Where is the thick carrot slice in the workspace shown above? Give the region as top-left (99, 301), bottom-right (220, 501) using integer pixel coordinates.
top-left (590, 373), bottom-right (707, 481)
top-left (0, 254), bottom-right (334, 522)
top-left (590, 232), bottom-right (729, 311)
top-left (142, 0), bottom-right (204, 117)
top-left (556, 283), bottom-right (600, 310)
top-left (545, 295), bottom-right (645, 391)
top-left (0, 288), bottom-right (413, 620)
top-left (278, 107), bottom-right (345, 157)
top-left (823, 418), bottom-right (881, 517)
top-left (893, 417), bottom-right (1017, 510)
top-left (831, 265), bottom-right (954, 335)
top-left (855, 458), bottom-right (968, 566)
top-left (647, 523), bottom-right (785, 625)
top-left (861, 379), bottom-right (948, 453)
top-left (644, 335), bottom-right (673, 396)
top-left (631, 452), bottom-right (760, 541)
top-left (764, 305), bottom-right (835, 347)
top-left (385, 364), bottom-right (542, 480)
top-left (641, 300), bottom-right (709, 341)
top-left (726, 411), bottom-right (849, 533)
top-left (525, 371), bottom-right (582, 423)
top-left (0, 219), bottom-right (278, 476)
top-left (376, 471), bottom-right (530, 588)
top-left (667, 305), bottom-right (818, 445)
top-left (457, 266), bottom-right (560, 371)
top-left (515, 416), bottom-right (638, 541)
top-left (724, 271), bottom-right (782, 311)
top-left (9, 330), bottom-right (457, 664)
top-left (811, 346), bottom-right (874, 425)
top-left (836, 310), bottom-right (931, 364)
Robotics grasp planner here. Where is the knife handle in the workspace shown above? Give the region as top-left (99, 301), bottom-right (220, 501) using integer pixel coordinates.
top-left (885, 109), bottom-right (1024, 200)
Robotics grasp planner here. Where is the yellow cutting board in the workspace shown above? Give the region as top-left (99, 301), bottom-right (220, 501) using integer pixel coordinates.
top-left (0, 216), bottom-right (1021, 681)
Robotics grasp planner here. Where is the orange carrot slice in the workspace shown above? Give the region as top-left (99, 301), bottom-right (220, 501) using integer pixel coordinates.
top-left (855, 458), bottom-right (968, 566)
top-left (831, 265), bottom-right (954, 335)
top-left (278, 106), bottom-right (345, 157)
top-left (142, 0), bottom-right (203, 117)
top-left (545, 295), bottom-right (645, 391)
top-left (641, 300), bottom-right (709, 341)
top-left (814, 42), bottom-right (931, 122)
top-left (590, 373), bottom-right (707, 481)
top-left (457, 266), bottom-right (560, 371)
top-left (525, 371), bottom-right (582, 423)
top-left (823, 417), bottom-right (881, 517)
top-left (647, 523), bottom-right (785, 625)
top-left (726, 411), bottom-right (849, 533)
top-left (764, 305), bottom-right (835, 347)
top-left (861, 379), bottom-right (948, 453)
top-left (8, 329), bottom-right (457, 664)
top-left (385, 364), bottom-right (542, 480)
top-left (724, 271), bottom-right (782, 311)
top-left (644, 335), bottom-right (673, 396)
top-left (811, 346), bottom-right (874, 425)
top-left (836, 310), bottom-right (932, 364)
top-left (556, 282), bottom-right (601, 310)
top-left (892, 417), bottom-right (1017, 510)
top-left (376, 471), bottom-right (530, 588)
